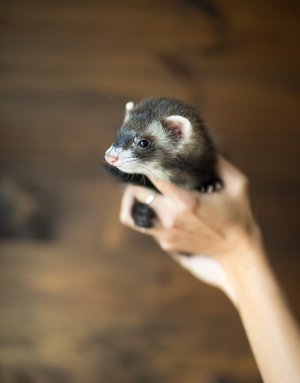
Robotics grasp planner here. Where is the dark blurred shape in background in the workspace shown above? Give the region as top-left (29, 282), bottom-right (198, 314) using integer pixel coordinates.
top-left (0, 1), bottom-right (299, 382)
top-left (0, 178), bottom-right (57, 240)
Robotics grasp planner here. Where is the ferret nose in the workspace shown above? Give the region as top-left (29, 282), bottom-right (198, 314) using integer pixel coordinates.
top-left (105, 151), bottom-right (119, 164)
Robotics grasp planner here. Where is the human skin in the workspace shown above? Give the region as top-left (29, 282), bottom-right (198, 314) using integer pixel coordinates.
top-left (119, 157), bottom-right (300, 383)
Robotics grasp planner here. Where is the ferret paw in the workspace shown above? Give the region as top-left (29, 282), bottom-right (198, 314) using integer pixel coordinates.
top-left (200, 180), bottom-right (223, 194)
top-left (131, 198), bottom-right (156, 228)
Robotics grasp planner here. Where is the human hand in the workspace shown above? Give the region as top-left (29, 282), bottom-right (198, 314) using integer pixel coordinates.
top-left (120, 157), bottom-right (264, 303)
top-left (120, 157), bottom-right (300, 382)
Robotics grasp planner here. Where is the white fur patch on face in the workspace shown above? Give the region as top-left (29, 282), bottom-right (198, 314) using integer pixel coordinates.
top-left (145, 121), bottom-right (171, 148)
top-left (105, 145), bottom-right (141, 173)
top-left (105, 143), bottom-right (172, 180)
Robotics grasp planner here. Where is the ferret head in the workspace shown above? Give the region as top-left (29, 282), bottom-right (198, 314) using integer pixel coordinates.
top-left (105, 97), bottom-right (214, 182)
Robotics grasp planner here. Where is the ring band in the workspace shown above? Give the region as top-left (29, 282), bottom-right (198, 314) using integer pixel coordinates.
top-left (145, 194), bottom-right (155, 206)
top-left (140, 227), bottom-right (146, 234)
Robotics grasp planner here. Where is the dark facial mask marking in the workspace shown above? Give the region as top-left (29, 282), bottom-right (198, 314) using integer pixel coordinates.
top-left (113, 129), bottom-right (134, 150)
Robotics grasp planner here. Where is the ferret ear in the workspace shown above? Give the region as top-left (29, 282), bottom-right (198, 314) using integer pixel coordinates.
top-left (124, 101), bottom-right (135, 122)
top-left (162, 115), bottom-right (192, 143)
top-left (125, 101), bottom-right (135, 112)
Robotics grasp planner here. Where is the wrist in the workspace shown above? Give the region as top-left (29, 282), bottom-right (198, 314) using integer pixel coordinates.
top-left (218, 230), bottom-right (268, 307)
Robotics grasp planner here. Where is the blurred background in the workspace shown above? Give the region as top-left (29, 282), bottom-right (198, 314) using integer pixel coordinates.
top-left (0, 0), bottom-right (299, 382)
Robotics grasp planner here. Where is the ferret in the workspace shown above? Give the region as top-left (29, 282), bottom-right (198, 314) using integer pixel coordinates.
top-left (104, 97), bottom-right (221, 228)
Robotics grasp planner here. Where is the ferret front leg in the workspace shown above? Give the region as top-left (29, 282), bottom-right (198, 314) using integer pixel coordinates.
top-left (131, 198), bottom-right (156, 228)
top-left (200, 177), bottom-right (223, 194)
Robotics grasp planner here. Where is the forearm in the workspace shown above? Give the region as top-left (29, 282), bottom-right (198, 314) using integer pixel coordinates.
top-left (223, 244), bottom-right (300, 383)
top-left (120, 162), bottom-right (300, 382)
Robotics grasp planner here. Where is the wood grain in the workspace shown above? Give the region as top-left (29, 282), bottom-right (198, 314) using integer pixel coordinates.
top-left (0, 1), bottom-right (299, 382)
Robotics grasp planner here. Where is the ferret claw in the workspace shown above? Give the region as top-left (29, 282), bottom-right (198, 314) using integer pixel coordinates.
top-left (207, 185), bottom-right (214, 194)
top-left (200, 179), bottom-right (223, 194)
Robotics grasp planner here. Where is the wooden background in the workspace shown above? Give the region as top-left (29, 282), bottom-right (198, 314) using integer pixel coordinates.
top-left (0, 1), bottom-right (299, 382)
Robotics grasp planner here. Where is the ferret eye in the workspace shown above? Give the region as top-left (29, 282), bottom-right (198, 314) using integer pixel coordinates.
top-left (138, 139), bottom-right (150, 149)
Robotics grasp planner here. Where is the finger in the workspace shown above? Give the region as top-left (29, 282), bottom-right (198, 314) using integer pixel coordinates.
top-left (217, 156), bottom-right (248, 195)
top-left (119, 185), bottom-right (164, 234)
top-left (128, 185), bottom-right (159, 206)
top-left (148, 177), bottom-right (199, 211)
top-left (119, 186), bottom-right (135, 227)
top-left (121, 184), bottom-right (179, 227)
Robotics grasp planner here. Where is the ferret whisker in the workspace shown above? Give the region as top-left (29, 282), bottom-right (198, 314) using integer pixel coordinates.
top-left (104, 96), bottom-right (219, 226)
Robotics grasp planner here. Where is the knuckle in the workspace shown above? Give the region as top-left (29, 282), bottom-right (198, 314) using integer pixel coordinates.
top-left (159, 234), bottom-right (174, 251)
top-left (160, 231), bottom-right (179, 252)
top-left (119, 211), bottom-right (130, 226)
top-left (238, 176), bottom-right (250, 193)
top-left (160, 238), bottom-right (175, 252)
top-left (177, 198), bottom-right (197, 214)
top-left (165, 216), bottom-right (177, 230)
top-left (231, 175), bottom-right (250, 197)
top-left (119, 213), bottom-right (126, 224)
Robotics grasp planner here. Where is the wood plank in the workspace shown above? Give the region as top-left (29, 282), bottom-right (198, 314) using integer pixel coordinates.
top-left (0, 1), bottom-right (299, 382)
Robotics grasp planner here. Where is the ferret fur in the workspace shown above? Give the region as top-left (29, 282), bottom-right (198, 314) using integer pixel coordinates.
top-left (104, 97), bottom-right (221, 228)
